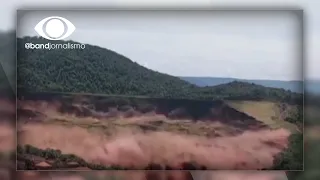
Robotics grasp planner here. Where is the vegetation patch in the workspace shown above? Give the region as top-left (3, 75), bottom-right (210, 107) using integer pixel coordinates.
top-left (17, 144), bottom-right (127, 170)
top-left (17, 144), bottom-right (213, 170)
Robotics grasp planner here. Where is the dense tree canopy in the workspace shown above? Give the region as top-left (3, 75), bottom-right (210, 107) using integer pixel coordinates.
top-left (273, 132), bottom-right (303, 170)
top-left (272, 109), bottom-right (303, 171)
top-left (17, 37), bottom-right (302, 104)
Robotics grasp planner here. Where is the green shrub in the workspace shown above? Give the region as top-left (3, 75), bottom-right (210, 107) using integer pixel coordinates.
top-left (273, 133), bottom-right (303, 170)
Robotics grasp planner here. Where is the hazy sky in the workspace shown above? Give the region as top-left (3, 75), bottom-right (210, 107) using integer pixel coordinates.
top-left (2, 0), bottom-right (320, 81)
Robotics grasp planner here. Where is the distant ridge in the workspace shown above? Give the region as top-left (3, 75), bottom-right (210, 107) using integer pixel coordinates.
top-left (180, 76), bottom-right (303, 93)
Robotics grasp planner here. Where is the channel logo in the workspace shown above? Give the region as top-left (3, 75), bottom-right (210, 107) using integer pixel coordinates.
top-left (34, 16), bottom-right (75, 40)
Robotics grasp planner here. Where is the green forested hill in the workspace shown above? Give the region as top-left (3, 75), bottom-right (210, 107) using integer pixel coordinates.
top-left (17, 37), bottom-right (302, 104)
top-left (18, 37), bottom-right (197, 99)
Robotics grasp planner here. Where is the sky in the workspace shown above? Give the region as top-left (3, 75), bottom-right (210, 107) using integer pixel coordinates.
top-left (1, 0), bottom-right (320, 81)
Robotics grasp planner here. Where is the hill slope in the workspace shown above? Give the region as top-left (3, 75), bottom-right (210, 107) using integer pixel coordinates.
top-left (226, 100), bottom-right (300, 133)
top-left (180, 76), bottom-right (302, 93)
top-left (18, 37), bottom-right (197, 99)
top-left (17, 37), bottom-right (302, 104)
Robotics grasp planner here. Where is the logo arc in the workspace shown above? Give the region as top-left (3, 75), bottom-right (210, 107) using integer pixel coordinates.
top-left (34, 16), bottom-right (75, 41)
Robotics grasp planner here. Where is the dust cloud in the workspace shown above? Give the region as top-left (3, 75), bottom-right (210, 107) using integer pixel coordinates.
top-left (18, 123), bottom-right (290, 170)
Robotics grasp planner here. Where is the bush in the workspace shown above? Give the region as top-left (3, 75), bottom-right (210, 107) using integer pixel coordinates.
top-left (136, 104), bottom-right (155, 113)
top-left (272, 133), bottom-right (303, 170)
top-left (24, 158), bottom-right (36, 170)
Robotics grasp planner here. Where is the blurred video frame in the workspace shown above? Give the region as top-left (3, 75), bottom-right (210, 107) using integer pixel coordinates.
top-left (14, 10), bottom-right (304, 171)
top-left (1, 7), bottom-right (319, 180)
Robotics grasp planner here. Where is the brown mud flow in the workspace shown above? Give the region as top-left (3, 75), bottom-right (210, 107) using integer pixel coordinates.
top-left (0, 98), bottom-right (16, 180)
top-left (16, 171), bottom-right (288, 180)
top-left (17, 92), bottom-right (291, 170)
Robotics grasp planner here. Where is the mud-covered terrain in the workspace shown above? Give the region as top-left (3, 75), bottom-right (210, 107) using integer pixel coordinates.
top-left (0, 98), bottom-right (16, 180)
top-left (17, 171), bottom-right (289, 180)
top-left (17, 92), bottom-right (292, 170)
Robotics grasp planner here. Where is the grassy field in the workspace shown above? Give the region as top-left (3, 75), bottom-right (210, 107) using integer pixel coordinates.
top-left (226, 100), bottom-right (300, 133)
